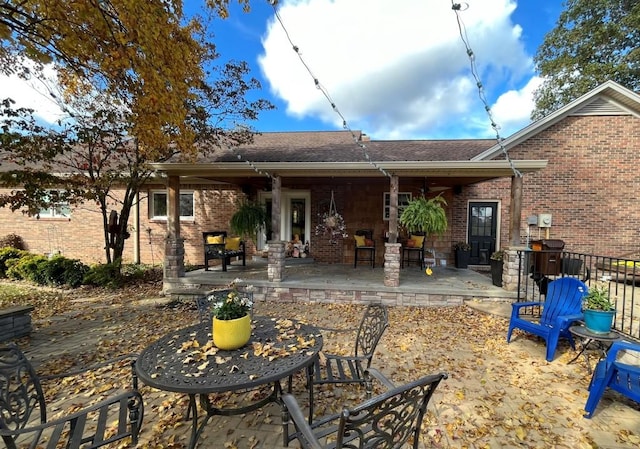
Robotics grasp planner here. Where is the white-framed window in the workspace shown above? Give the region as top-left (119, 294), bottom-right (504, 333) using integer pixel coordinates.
top-left (150, 190), bottom-right (194, 220)
top-left (383, 192), bottom-right (411, 221)
top-left (38, 190), bottom-right (71, 219)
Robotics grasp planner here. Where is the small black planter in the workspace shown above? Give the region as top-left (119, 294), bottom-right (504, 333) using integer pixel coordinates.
top-left (490, 259), bottom-right (503, 287)
top-left (455, 250), bottom-right (471, 268)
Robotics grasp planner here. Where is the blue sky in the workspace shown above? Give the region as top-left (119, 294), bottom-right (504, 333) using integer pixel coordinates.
top-left (1, 0), bottom-right (565, 140)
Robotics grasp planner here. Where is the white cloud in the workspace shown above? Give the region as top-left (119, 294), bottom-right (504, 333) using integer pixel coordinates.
top-left (259, 0), bottom-right (537, 139)
top-left (490, 76), bottom-right (542, 137)
top-left (0, 65), bottom-right (67, 124)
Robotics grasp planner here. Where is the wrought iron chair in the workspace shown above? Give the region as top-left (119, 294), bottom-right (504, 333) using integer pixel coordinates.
top-left (283, 368), bottom-right (448, 448)
top-left (354, 229), bottom-right (375, 268)
top-left (0, 343), bottom-right (144, 449)
top-left (307, 303), bottom-right (389, 421)
top-left (584, 340), bottom-right (640, 418)
top-left (401, 232), bottom-right (426, 269)
top-left (507, 277), bottom-right (588, 361)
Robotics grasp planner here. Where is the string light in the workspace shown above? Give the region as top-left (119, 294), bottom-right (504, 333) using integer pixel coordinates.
top-left (451, 2), bottom-right (522, 177)
top-left (269, 1), bottom-right (391, 178)
top-left (219, 137), bottom-right (273, 179)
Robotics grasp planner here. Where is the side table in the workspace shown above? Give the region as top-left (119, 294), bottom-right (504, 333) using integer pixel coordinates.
top-left (568, 325), bottom-right (621, 373)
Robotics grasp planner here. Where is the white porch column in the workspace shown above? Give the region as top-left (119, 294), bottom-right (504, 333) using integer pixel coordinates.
top-left (268, 176), bottom-right (284, 282)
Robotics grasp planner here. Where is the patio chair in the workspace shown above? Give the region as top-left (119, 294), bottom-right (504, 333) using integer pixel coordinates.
top-left (283, 367), bottom-right (447, 448)
top-left (307, 303), bottom-right (389, 421)
top-left (584, 340), bottom-right (640, 418)
top-left (353, 229), bottom-right (376, 268)
top-left (0, 343), bottom-right (144, 449)
top-left (401, 232), bottom-right (426, 269)
top-left (507, 277), bottom-right (588, 362)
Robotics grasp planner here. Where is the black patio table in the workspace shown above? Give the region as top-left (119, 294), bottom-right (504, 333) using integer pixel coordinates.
top-left (136, 316), bottom-right (323, 448)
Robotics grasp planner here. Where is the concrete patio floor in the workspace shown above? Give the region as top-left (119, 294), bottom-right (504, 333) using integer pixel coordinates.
top-left (17, 282), bottom-right (640, 449)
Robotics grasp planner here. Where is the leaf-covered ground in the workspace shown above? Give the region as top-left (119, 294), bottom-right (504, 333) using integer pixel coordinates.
top-left (4, 280), bottom-right (640, 448)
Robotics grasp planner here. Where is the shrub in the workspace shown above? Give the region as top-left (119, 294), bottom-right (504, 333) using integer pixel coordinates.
top-left (0, 247), bottom-right (29, 278)
top-left (6, 254), bottom-right (49, 285)
top-left (83, 263), bottom-right (123, 288)
top-left (0, 233), bottom-right (25, 250)
top-left (42, 256), bottom-right (90, 288)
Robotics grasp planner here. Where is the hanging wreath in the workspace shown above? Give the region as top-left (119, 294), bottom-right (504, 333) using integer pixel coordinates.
top-left (315, 190), bottom-right (348, 243)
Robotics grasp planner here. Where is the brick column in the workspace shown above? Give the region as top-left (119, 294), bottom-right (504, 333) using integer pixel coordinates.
top-left (268, 240), bottom-right (285, 282)
top-left (164, 237), bottom-right (185, 279)
top-left (384, 243), bottom-right (401, 287)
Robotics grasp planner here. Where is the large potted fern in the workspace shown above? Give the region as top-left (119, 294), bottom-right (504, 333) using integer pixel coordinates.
top-left (230, 200), bottom-right (268, 242)
top-left (399, 195), bottom-right (448, 242)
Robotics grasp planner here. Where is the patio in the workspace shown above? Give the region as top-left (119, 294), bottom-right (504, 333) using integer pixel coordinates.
top-left (16, 279), bottom-right (640, 449)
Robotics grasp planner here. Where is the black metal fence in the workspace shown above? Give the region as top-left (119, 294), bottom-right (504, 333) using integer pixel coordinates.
top-left (516, 250), bottom-right (640, 340)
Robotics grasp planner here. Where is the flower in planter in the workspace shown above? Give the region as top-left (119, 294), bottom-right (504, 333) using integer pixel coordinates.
top-left (453, 241), bottom-right (471, 251)
top-left (490, 250), bottom-right (504, 261)
top-left (209, 279), bottom-right (254, 320)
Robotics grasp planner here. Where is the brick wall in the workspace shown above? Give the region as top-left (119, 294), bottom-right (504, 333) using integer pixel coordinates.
top-left (466, 114), bottom-right (640, 257)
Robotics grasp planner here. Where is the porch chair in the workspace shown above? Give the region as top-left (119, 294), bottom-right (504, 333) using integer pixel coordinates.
top-left (507, 277), bottom-right (588, 361)
top-left (306, 303), bottom-right (389, 422)
top-left (353, 229), bottom-right (375, 268)
top-left (584, 340), bottom-right (640, 418)
top-left (283, 368), bottom-right (448, 448)
top-left (0, 343), bottom-right (143, 449)
top-left (401, 232), bottom-right (426, 269)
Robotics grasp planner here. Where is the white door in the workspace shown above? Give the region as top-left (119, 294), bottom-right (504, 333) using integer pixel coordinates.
top-left (257, 190), bottom-right (310, 249)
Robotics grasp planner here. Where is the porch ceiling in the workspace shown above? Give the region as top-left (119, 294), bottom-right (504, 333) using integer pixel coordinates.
top-left (151, 160), bottom-right (547, 187)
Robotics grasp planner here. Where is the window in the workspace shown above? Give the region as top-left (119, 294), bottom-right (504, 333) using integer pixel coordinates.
top-left (38, 190), bottom-right (71, 218)
top-left (383, 192), bottom-right (411, 220)
top-left (150, 191), bottom-right (194, 220)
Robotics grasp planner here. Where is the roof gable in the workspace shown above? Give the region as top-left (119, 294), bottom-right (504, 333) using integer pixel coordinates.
top-left (473, 81), bottom-right (640, 161)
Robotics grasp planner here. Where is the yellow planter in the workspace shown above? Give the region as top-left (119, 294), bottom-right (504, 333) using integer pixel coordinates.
top-left (212, 314), bottom-right (251, 350)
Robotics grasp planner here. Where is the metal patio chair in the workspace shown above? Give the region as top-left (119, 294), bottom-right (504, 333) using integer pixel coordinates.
top-left (0, 343), bottom-right (143, 449)
top-left (584, 340), bottom-right (640, 418)
top-left (307, 303), bottom-right (389, 421)
top-left (507, 277), bottom-right (588, 361)
top-left (283, 368), bottom-right (448, 449)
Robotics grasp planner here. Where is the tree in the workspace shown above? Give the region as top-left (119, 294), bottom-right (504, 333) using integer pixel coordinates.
top-left (532, 0), bottom-right (640, 119)
top-left (0, 57), bottom-right (273, 266)
top-left (0, 0), bottom-right (250, 158)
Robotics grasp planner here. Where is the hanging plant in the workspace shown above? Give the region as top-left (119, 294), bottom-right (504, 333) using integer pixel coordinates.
top-left (230, 200), bottom-right (267, 241)
top-left (399, 195), bottom-right (448, 236)
top-left (315, 190), bottom-right (348, 243)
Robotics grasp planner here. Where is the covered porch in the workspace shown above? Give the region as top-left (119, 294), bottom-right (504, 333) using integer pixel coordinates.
top-left (151, 132), bottom-right (547, 292)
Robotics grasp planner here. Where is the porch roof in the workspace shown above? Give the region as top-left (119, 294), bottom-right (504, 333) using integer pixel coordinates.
top-left (151, 131), bottom-right (547, 186)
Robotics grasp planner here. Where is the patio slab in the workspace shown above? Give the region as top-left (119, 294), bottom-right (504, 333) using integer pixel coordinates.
top-left (16, 287), bottom-right (640, 449)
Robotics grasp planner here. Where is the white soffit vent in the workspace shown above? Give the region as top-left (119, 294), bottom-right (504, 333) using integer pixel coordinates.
top-left (572, 97), bottom-right (630, 116)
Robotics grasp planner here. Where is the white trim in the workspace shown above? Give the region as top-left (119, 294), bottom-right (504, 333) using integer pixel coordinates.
top-left (149, 190), bottom-right (194, 220)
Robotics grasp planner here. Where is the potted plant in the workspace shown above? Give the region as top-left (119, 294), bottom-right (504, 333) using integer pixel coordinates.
top-left (230, 200), bottom-right (267, 242)
top-left (208, 282), bottom-right (254, 350)
top-left (399, 195), bottom-right (448, 240)
top-left (453, 241), bottom-right (472, 268)
top-left (582, 283), bottom-right (616, 334)
top-left (490, 250), bottom-right (504, 287)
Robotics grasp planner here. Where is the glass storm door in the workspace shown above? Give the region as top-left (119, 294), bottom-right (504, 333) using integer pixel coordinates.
top-left (468, 202), bottom-right (498, 265)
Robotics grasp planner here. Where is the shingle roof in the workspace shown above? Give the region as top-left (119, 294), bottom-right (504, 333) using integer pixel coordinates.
top-left (188, 131), bottom-right (496, 163)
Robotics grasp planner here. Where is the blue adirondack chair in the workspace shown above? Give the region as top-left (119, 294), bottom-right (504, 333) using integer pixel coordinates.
top-left (507, 277), bottom-right (588, 362)
top-left (584, 340), bottom-right (640, 418)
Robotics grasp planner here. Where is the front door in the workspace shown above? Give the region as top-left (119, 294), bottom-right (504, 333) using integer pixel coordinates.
top-left (257, 190), bottom-right (310, 250)
top-left (468, 202), bottom-right (498, 265)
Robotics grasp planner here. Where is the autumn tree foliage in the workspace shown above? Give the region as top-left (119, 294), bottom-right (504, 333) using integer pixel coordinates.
top-left (532, 0), bottom-right (640, 119)
top-left (0, 0), bottom-right (273, 266)
top-left (0, 0), bottom-right (252, 157)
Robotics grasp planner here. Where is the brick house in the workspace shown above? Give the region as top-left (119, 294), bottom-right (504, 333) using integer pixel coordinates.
top-left (0, 81), bottom-right (638, 287)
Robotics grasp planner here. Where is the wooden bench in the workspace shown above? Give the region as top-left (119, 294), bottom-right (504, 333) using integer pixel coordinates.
top-left (0, 305), bottom-right (34, 342)
top-left (203, 231), bottom-right (246, 272)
